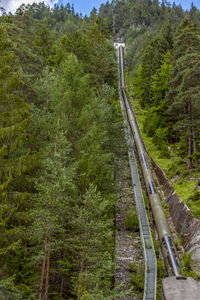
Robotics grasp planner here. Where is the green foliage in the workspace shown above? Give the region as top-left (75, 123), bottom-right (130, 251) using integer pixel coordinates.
top-left (29, 46), bottom-right (118, 296)
top-left (129, 261), bottom-right (144, 296)
top-left (0, 23), bottom-right (38, 295)
top-left (190, 190), bottom-right (200, 202)
top-left (34, 19), bottom-right (55, 65)
top-left (156, 260), bottom-right (164, 300)
top-left (135, 50), bottom-right (172, 156)
top-left (72, 184), bottom-right (115, 298)
top-left (166, 18), bottom-right (200, 167)
top-left (132, 15), bottom-right (200, 171)
top-left (0, 3), bottom-right (120, 297)
top-left (132, 25), bottom-right (173, 108)
top-left (53, 31), bottom-right (87, 66)
top-left (152, 51), bottom-right (172, 106)
top-left (153, 127), bottom-right (170, 158)
top-left (124, 210), bottom-right (139, 231)
top-left (183, 252), bottom-right (192, 271)
top-left (1, 0), bottom-right (200, 297)
top-left (174, 236), bottom-right (183, 251)
top-left (181, 252), bottom-right (199, 279)
top-left (0, 276), bottom-right (33, 300)
top-left (86, 19), bottom-right (117, 87)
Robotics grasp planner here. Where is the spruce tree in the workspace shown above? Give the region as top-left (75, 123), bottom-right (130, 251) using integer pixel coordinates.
top-left (30, 127), bottom-right (76, 299)
top-left (133, 23), bottom-right (173, 108)
top-left (34, 19), bottom-right (54, 66)
top-left (72, 184), bottom-right (114, 299)
top-left (0, 24), bottom-right (37, 297)
top-left (86, 18), bottom-right (117, 87)
top-left (166, 18), bottom-right (200, 168)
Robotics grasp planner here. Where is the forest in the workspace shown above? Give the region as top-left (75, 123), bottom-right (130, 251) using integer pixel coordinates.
top-left (0, 0), bottom-right (200, 299)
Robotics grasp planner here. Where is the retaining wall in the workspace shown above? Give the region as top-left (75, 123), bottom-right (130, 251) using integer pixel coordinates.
top-left (151, 158), bottom-right (200, 262)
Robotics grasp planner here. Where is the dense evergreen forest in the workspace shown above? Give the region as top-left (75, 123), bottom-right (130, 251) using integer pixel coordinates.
top-left (0, 3), bottom-right (121, 299)
top-left (1, 0), bottom-right (200, 299)
top-left (99, 0), bottom-right (200, 215)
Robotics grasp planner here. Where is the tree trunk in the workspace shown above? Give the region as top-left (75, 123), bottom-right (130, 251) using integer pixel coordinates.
top-left (38, 237), bottom-right (47, 300)
top-left (77, 218), bottom-right (88, 300)
top-left (191, 104), bottom-right (197, 165)
top-left (77, 247), bottom-right (85, 300)
top-left (60, 276), bottom-right (64, 296)
top-left (44, 234), bottom-right (51, 300)
top-left (188, 125), bottom-right (193, 169)
top-left (192, 126), bottom-right (197, 153)
top-left (192, 125), bottom-right (197, 164)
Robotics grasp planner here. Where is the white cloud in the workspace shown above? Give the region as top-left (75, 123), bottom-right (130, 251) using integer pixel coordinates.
top-left (0, 0), bottom-right (58, 13)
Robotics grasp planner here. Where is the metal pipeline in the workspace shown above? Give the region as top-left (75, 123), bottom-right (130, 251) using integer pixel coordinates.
top-left (149, 178), bottom-right (156, 194)
top-left (119, 46), bottom-right (125, 87)
top-left (141, 152), bottom-right (148, 170)
top-left (163, 236), bottom-right (180, 277)
top-left (118, 45), bottom-right (181, 278)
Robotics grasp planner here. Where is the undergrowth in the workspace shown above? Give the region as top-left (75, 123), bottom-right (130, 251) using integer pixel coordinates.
top-left (181, 253), bottom-right (199, 279)
top-left (129, 261), bottom-right (144, 296)
top-left (124, 209), bottom-right (139, 231)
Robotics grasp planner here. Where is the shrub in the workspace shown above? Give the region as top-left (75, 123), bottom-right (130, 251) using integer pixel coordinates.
top-left (129, 261), bottom-right (144, 295)
top-left (124, 210), bottom-right (139, 231)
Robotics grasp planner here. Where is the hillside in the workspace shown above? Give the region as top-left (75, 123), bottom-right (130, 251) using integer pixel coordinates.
top-left (1, 0), bottom-right (200, 298)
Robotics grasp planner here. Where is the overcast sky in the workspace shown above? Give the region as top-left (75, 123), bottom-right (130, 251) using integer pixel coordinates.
top-left (0, 0), bottom-right (57, 13)
top-left (1, 0), bottom-right (200, 16)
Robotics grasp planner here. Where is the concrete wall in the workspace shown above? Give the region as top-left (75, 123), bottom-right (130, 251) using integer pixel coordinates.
top-left (150, 158), bottom-right (200, 263)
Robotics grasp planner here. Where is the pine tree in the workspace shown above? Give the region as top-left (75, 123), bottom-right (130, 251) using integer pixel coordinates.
top-left (28, 55), bottom-right (118, 298)
top-left (86, 18), bottom-right (117, 87)
top-left (143, 51), bottom-right (172, 156)
top-left (34, 19), bottom-right (54, 66)
top-left (72, 184), bottom-right (114, 299)
top-left (53, 31), bottom-right (88, 67)
top-left (0, 3), bottom-right (129, 297)
top-left (30, 127), bottom-right (76, 299)
top-left (166, 18), bottom-right (200, 168)
top-left (133, 23), bottom-right (173, 108)
top-left (152, 51), bottom-right (172, 106)
top-left (0, 24), bottom-right (37, 297)
top-left (76, 85), bottom-right (117, 194)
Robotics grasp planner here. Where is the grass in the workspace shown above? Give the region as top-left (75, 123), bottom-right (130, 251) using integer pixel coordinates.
top-left (162, 202), bottom-right (170, 219)
top-left (129, 261), bottom-right (144, 296)
top-left (124, 209), bottom-right (139, 231)
top-left (181, 253), bottom-right (199, 279)
top-left (174, 236), bottom-right (183, 251)
top-left (172, 180), bottom-right (197, 203)
top-left (157, 260), bottom-right (165, 300)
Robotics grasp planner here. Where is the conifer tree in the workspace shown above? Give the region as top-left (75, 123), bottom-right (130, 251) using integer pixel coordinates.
top-left (34, 19), bottom-right (54, 66)
top-left (86, 17), bottom-right (117, 87)
top-left (28, 55), bottom-right (118, 298)
top-left (30, 126), bottom-right (76, 299)
top-left (53, 31), bottom-right (88, 67)
top-left (166, 18), bottom-right (200, 168)
top-left (152, 51), bottom-right (172, 106)
top-left (72, 184), bottom-right (114, 299)
top-left (143, 51), bottom-right (172, 156)
top-left (0, 24), bottom-right (37, 297)
top-left (133, 23), bottom-right (173, 108)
